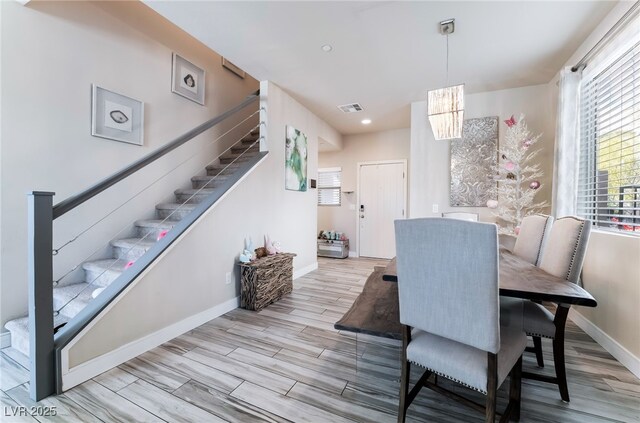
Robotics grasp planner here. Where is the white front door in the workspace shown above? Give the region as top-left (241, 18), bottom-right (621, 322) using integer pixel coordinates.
top-left (358, 162), bottom-right (405, 259)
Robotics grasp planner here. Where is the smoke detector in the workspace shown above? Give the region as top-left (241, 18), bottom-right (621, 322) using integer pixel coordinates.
top-left (337, 103), bottom-right (364, 113)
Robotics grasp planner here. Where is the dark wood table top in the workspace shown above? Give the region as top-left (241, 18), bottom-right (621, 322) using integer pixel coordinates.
top-left (334, 267), bottom-right (402, 340)
top-left (382, 251), bottom-right (597, 307)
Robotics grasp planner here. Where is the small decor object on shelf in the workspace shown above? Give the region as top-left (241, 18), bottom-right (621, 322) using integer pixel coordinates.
top-left (317, 229), bottom-right (349, 258)
top-left (265, 234), bottom-right (276, 255)
top-left (239, 253), bottom-right (296, 311)
top-left (265, 234), bottom-right (282, 255)
top-left (285, 125), bottom-right (308, 192)
top-left (489, 114), bottom-right (548, 235)
top-left (172, 53), bottom-right (206, 105)
top-left (91, 85), bottom-right (144, 146)
top-left (255, 247), bottom-right (268, 259)
top-left (239, 237), bottom-right (256, 263)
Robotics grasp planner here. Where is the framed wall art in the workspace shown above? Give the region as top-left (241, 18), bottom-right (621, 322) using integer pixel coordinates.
top-left (91, 85), bottom-right (144, 146)
top-left (450, 116), bottom-right (498, 206)
top-left (172, 53), bottom-right (205, 105)
top-left (285, 125), bottom-right (308, 192)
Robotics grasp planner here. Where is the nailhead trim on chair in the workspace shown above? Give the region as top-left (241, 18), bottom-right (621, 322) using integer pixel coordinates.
top-left (408, 360), bottom-right (488, 395)
top-left (562, 217), bottom-right (586, 283)
top-left (533, 214), bottom-right (552, 266)
top-left (526, 331), bottom-right (554, 340)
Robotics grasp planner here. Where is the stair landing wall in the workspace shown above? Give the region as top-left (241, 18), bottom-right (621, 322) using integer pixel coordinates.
top-left (0, 0), bottom-right (259, 333)
top-left (60, 81), bottom-right (341, 390)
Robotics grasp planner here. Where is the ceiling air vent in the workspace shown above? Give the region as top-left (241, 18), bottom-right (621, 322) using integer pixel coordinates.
top-left (337, 103), bottom-right (364, 113)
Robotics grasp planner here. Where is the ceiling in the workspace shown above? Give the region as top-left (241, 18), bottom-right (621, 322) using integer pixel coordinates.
top-left (146, 1), bottom-right (616, 137)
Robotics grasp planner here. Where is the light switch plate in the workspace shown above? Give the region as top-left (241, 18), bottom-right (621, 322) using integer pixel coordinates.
top-left (225, 272), bottom-right (232, 285)
top-left (349, 204), bottom-right (356, 211)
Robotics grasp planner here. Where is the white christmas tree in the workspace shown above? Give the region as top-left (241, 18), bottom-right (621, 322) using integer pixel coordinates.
top-left (488, 114), bottom-right (548, 235)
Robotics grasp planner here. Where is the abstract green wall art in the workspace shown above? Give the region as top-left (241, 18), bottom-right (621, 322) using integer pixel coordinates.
top-left (285, 125), bottom-right (308, 191)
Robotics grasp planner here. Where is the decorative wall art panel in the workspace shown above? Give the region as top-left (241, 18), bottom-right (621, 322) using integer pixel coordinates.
top-left (450, 116), bottom-right (498, 206)
top-left (285, 125), bottom-right (308, 192)
top-left (171, 53), bottom-right (206, 105)
top-left (91, 85), bottom-right (144, 146)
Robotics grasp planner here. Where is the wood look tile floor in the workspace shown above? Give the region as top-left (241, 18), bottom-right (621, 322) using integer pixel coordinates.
top-left (2, 257), bottom-right (639, 422)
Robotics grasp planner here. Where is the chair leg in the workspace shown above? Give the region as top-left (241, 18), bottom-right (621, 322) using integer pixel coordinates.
top-left (398, 356), bottom-right (410, 422)
top-left (486, 353), bottom-right (497, 423)
top-left (398, 326), bottom-right (411, 423)
top-left (509, 357), bottom-right (523, 421)
top-left (532, 336), bottom-right (544, 368)
top-left (553, 306), bottom-right (570, 403)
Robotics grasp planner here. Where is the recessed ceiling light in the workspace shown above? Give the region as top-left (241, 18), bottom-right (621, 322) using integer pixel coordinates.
top-left (361, 119), bottom-right (372, 125)
top-left (321, 44), bottom-right (333, 52)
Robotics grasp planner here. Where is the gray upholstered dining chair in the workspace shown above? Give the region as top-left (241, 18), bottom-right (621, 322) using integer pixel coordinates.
top-left (513, 214), bottom-right (554, 266)
top-left (395, 218), bottom-right (527, 423)
top-left (520, 216), bottom-right (591, 402)
top-left (441, 211), bottom-right (479, 221)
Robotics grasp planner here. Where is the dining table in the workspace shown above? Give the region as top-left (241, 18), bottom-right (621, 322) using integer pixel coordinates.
top-left (383, 249), bottom-right (597, 306)
top-left (334, 249), bottom-right (597, 340)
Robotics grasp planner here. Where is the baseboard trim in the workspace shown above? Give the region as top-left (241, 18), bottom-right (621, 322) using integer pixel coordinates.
top-left (348, 250), bottom-right (358, 258)
top-left (0, 331), bottom-right (11, 349)
top-left (61, 296), bottom-right (239, 391)
top-left (293, 262), bottom-right (318, 280)
top-left (569, 309), bottom-right (640, 379)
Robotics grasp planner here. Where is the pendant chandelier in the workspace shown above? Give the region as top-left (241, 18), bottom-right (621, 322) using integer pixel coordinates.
top-left (428, 19), bottom-right (464, 140)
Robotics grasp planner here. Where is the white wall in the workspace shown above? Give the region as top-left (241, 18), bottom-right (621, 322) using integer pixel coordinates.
top-left (552, 1), bottom-right (640, 369)
top-left (410, 84), bottom-right (554, 221)
top-left (0, 1), bottom-right (259, 330)
top-left (65, 80), bottom-right (339, 370)
top-left (318, 128), bottom-right (410, 250)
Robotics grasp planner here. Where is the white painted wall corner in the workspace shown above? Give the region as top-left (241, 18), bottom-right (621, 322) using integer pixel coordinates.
top-left (293, 262), bottom-right (318, 280)
top-left (569, 309), bottom-right (640, 379)
top-left (348, 250), bottom-right (358, 258)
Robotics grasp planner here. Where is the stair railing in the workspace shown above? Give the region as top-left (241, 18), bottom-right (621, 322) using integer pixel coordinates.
top-left (27, 89), bottom-right (260, 401)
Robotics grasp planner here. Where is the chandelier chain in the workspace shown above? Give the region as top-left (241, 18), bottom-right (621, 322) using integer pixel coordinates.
top-left (446, 32), bottom-right (449, 86)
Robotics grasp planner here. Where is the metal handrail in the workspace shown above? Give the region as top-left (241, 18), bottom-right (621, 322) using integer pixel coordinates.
top-left (27, 88), bottom-right (262, 401)
top-left (52, 89), bottom-right (260, 219)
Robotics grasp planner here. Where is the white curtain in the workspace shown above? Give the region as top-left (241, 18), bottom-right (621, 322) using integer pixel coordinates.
top-left (551, 67), bottom-right (582, 218)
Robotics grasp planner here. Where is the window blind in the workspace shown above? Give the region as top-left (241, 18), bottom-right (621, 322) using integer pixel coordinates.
top-left (317, 168), bottom-right (341, 206)
top-left (578, 40), bottom-right (640, 233)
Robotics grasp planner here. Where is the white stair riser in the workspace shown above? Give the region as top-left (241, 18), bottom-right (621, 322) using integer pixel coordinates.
top-left (84, 268), bottom-right (121, 287)
top-left (10, 330), bottom-right (29, 357)
top-left (112, 244), bottom-right (152, 261)
top-left (174, 192), bottom-right (211, 204)
top-left (191, 178), bottom-right (224, 189)
top-left (206, 167), bottom-right (237, 177)
top-left (136, 225), bottom-right (173, 240)
top-left (156, 207), bottom-right (194, 221)
top-left (230, 145), bottom-right (259, 154)
top-left (219, 157), bottom-right (253, 165)
top-left (57, 297), bottom-right (90, 319)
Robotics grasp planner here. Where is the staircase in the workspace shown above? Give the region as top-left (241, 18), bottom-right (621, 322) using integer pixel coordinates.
top-left (4, 133), bottom-right (262, 359)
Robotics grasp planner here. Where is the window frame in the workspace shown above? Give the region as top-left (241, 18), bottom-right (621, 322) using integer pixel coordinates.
top-left (577, 39), bottom-right (640, 235)
top-left (317, 167), bottom-right (342, 207)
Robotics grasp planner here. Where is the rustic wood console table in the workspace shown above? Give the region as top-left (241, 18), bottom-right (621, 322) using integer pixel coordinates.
top-left (239, 253), bottom-right (296, 311)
